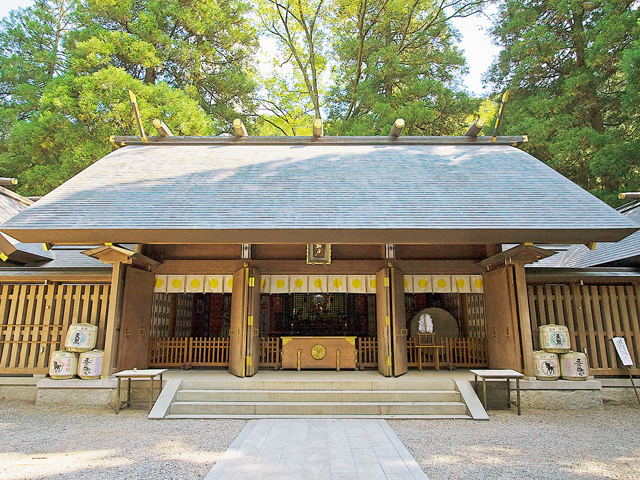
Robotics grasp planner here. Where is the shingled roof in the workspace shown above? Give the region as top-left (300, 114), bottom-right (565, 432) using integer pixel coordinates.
top-left (1, 141), bottom-right (637, 245)
top-left (536, 200), bottom-right (640, 268)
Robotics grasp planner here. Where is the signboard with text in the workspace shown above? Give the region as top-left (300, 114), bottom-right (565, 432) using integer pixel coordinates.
top-left (612, 337), bottom-right (634, 366)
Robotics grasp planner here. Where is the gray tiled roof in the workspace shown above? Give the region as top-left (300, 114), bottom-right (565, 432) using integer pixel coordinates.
top-left (0, 246), bottom-right (109, 274)
top-left (1, 144), bottom-right (637, 244)
top-left (542, 202), bottom-right (640, 268)
top-left (0, 187), bottom-right (30, 225)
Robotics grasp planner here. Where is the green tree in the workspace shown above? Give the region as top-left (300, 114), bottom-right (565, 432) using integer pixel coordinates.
top-left (253, 0), bottom-right (327, 135)
top-left (0, 67), bottom-right (212, 195)
top-left (0, 0), bottom-right (76, 140)
top-left (488, 0), bottom-right (640, 203)
top-left (327, 0), bottom-right (484, 135)
top-left (255, 0), bottom-right (485, 135)
top-left (253, 75), bottom-right (316, 135)
top-left (69, 0), bottom-right (258, 127)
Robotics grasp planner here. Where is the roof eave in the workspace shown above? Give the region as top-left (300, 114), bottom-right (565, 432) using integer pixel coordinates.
top-left (2, 227), bottom-right (637, 246)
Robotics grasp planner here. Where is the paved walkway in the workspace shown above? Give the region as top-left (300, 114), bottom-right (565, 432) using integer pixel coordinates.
top-left (204, 418), bottom-right (429, 480)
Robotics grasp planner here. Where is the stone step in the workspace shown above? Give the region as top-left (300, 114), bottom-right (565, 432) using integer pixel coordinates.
top-left (175, 389), bottom-right (462, 403)
top-left (179, 379), bottom-right (456, 391)
top-left (168, 400), bottom-right (470, 416)
top-left (164, 413), bottom-right (474, 419)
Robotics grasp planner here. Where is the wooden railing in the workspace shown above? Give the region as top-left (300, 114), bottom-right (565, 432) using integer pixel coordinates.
top-left (149, 335), bottom-right (488, 370)
top-left (356, 337), bottom-right (488, 369)
top-left (0, 283), bottom-right (110, 374)
top-left (528, 282), bottom-right (640, 375)
top-left (260, 337), bottom-right (281, 369)
top-left (149, 337), bottom-right (282, 369)
top-left (356, 337), bottom-right (378, 367)
top-left (149, 337), bottom-right (229, 367)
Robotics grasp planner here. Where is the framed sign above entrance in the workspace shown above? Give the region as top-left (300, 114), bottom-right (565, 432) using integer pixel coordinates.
top-left (307, 244), bottom-right (331, 265)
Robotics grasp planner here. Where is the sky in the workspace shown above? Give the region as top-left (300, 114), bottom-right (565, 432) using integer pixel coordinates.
top-left (0, 0), bottom-right (501, 95)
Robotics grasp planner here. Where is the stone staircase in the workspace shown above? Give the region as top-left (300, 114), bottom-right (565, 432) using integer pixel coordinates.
top-left (150, 372), bottom-right (488, 420)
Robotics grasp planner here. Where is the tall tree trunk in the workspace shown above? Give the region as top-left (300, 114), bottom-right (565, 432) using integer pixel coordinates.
top-left (145, 67), bottom-right (156, 85)
top-left (569, 7), bottom-right (605, 134)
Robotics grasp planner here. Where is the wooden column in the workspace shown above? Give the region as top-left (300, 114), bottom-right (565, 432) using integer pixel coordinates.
top-left (478, 244), bottom-right (558, 376)
top-left (482, 265), bottom-right (522, 371)
top-left (101, 262), bottom-right (126, 378)
top-left (513, 262), bottom-right (535, 377)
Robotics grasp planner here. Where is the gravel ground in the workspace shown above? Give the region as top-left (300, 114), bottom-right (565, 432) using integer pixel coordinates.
top-left (0, 401), bottom-right (246, 480)
top-left (390, 406), bottom-right (640, 480)
top-left (1, 401), bottom-right (639, 480)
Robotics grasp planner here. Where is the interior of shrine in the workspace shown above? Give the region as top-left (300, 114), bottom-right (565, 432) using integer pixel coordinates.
top-left (150, 291), bottom-right (486, 341)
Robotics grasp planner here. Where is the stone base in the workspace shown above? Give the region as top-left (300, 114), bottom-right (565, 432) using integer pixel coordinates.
top-left (510, 378), bottom-right (603, 410)
top-left (35, 378), bottom-right (117, 408)
top-left (0, 376), bottom-right (39, 403)
top-left (601, 379), bottom-right (640, 406)
top-left (33, 378), bottom-right (162, 409)
top-left (515, 389), bottom-right (603, 410)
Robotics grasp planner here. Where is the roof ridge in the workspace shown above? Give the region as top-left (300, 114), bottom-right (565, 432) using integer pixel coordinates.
top-left (111, 134), bottom-right (528, 148)
top-left (0, 186), bottom-right (33, 207)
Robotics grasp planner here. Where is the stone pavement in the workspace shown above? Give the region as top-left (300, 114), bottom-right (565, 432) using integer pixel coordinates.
top-left (203, 418), bottom-right (429, 480)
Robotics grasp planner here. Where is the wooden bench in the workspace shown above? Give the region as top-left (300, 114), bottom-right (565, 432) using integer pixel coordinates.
top-left (114, 368), bottom-right (167, 413)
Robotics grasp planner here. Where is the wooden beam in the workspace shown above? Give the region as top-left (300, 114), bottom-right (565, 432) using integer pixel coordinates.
top-left (491, 90), bottom-right (510, 143)
top-left (464, 119), bottom-right (485, 137)
top-left (619, 192), bottom-right (640, 200)
top-left (152, 119), bottom-right (174, 137)
top-left (101, 261), bottom-right (126, 378)
top-left (0, 177), bottom-right (18, 186)
top-left (153, 259), bottom-right (483, 275)
top-left (111, 134), bottom-right (530, 147)
top-left (82, 245), bottom-right (161, 267)
top-left (233, 119), bottom-right (248, 137)
top-left (7, 227), bottom-right (632, 246)
top-left (513, 262), bottom-right (535, 377)
top-left (313, 118), bottom-right (324, 138)
top-left (477, 244), bottom-right (557, 270)
top-left (0, 186), bottom-right (33, 206)
top-left (128, 90), bottom-right (147, 142)
top-left (0, 273), bottom-right (111, 283)
top-left (389, 118), bottom-right (405, 138)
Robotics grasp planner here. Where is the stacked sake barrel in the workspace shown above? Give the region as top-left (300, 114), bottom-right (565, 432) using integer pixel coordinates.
top-left (533, 324), bottom-right (589, 381)
top-left (49, 323), bottom-right (103, 379)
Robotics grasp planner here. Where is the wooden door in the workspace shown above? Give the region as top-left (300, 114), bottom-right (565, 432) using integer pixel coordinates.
top-left (376, 269), bottom-right (393, 376)
top-left (245, 269), bottom-right (261, 377)
top-left (390, 267), bottom-right (408, 377)
top-left (376, 267), bottom-right (408, 377)
top-left (483, 266), bottom-right (522, 370)
top-left (116, 267), bottom-right (155, 371)
top-left (228, 267), bottom-right (261, 377)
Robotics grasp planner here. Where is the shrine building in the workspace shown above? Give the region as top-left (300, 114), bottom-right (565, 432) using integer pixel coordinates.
top-left (0, 128), bottom-right (637, 381)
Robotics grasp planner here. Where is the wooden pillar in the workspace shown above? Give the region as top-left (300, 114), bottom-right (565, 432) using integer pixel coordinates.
top-left (101, 262), bottom-right (126, 378)
top-left (513, 262), bottom-right (535, 377)
top-left (482, 265), bottom-right (522, 371)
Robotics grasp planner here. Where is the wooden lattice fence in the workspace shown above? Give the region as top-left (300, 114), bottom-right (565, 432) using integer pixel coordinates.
top-left (0, 283), bottom-right (110, 374)
top-left (356, 337), bottom-right (488, 369)
top-left (528, 282), bottom-right (640, 375)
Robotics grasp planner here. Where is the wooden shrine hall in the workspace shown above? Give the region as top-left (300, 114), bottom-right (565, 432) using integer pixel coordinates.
top-left (1, 122), bottom-right (637, 379)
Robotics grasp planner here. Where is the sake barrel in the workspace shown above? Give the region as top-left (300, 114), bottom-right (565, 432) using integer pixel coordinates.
top-left (49, 350), bottom-right (78, 379)
top-left (539, 324), bottom-right (571, 353)
top-left (533, 350), bottom-right (560, 380)
top-left (65, 323), bottom-right (98, 352)
top-left (560, 351), bottom-right (589, 380)
top-left (78, 349), bottom-right (104, 379)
